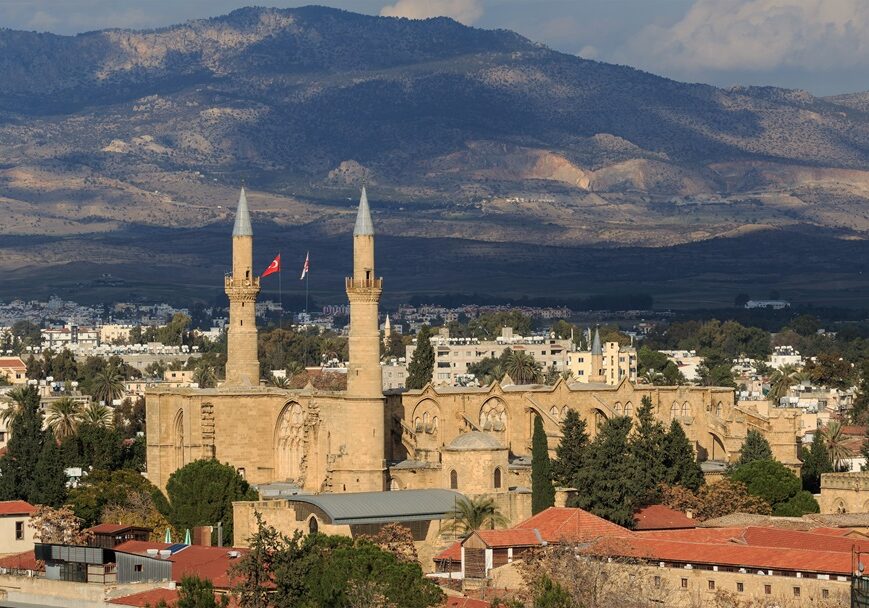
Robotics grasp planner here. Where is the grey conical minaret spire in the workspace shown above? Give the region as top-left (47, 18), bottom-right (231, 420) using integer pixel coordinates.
top-left (232, 187), bottom-right (253, 237)
top-left (591, 327), bottom-right (602, 355)
top-left (353, 186), bottom-right (374, 236)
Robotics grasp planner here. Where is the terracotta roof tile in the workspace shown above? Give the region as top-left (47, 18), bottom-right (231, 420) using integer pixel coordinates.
top-left (633, 505), bottom-right (697, 531)
top-left (0, 358), bottom-right (26, 369)
top-left (514, 507), bottom-right (631, 543)
top-left (592, 536), bottom-right (854, 575)
top-left (0, 551), bottom-right (40, 571)
top-left (435, 541), bottom-right (462, 562)
top-left (0, 500), bottom-right (37, 516)
top-left (475, 529), bottom-right (542, 548)
top-left (444, 598), bottom-right (492, 608)
top-left (109, 588), bottom-right (179, 607)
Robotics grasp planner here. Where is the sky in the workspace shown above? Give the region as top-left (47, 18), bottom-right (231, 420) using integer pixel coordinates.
top-left (2, 0), bottom-right (867, 95)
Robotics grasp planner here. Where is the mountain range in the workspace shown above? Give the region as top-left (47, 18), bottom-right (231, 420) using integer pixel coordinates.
top-left (0, 6), bottom-right (868, 308)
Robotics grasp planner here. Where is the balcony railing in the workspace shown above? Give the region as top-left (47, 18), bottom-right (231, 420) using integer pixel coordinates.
top-left (346, 277), bottom-right (383, 290)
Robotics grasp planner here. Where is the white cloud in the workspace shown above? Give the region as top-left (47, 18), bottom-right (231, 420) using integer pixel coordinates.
top-left (620, 0), bottom-right (869, 73)
top-left (578, 45), bottom-right (598, 60)
top-left (379, 0), bottom-right (483, 25)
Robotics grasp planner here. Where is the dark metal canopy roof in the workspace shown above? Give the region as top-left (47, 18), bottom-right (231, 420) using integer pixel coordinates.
top-left (287, 489), bottom-right (465, 525)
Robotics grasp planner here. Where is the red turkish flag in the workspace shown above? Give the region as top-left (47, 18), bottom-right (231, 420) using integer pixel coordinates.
top-left (261, 254), bottom-right (281, 278)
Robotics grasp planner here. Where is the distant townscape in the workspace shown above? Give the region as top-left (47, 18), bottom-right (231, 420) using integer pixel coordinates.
top-left (0, 187), bottom-right (865, 608)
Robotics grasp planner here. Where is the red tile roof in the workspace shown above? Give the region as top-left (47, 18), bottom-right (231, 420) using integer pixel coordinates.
top-left (115, 541), bottom-right (248, 589)
top-left (590, 535), bottom-right (854, 576)
top-left (0, 551), bottom-right (40, 571)
top-left (811, 527), bottom-right (866, 538)
top-left (474, 529), bottom-right (542, 548)
top-left (640, 525), bottom-right (869, 554)
top-left (435, 541), bottom-right (462, 562)
top-left (444, 598), bottom-right (492, 608)
top-left (633, 505), bottom-right (697, 531)
top-left (514, 507), bottom-right (631, 543)
top-left (89, 523), bottom-right (150, 534)
top-left (0, 358), bottom-right (26, 370)
top-left (109, 588), bottom-right (179, 607)
top-left (0, 500), bottom-right (37, 516)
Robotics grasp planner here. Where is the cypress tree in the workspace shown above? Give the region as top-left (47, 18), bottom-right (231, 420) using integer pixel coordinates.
top-left (569, 416), bottom-right (638, 527)
top-left (531, 415), bottom-right (555, 514)
top-left (30, 434), bottom-right (69, 507)
top-left (551, 410), bottom-right (588, 487)
top-left (630, 396), bottom-right (667, 502)
top-left (801, 431), bottom-right (833, 493)
top-left (406, 325), bottom-right (435, 390)
top-left (737, 429), bottom-right (773, 466)
top-left (0, 386), bottom-right (47, 502)
top-left (663, 419), bottom-right (704, 491)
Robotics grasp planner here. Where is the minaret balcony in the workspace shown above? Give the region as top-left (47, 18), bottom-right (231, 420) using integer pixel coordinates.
top-left (225, 274), bottom-right (261, 290)
top-left (345, 277), bottom-right (383, 290)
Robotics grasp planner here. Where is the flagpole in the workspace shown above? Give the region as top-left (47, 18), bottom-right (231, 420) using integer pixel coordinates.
top-left (304, 252), bottom-right (309, 315)
top-left (278, 251), bottom-right (282, 329)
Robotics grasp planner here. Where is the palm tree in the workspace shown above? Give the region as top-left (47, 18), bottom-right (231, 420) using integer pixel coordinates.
top-left (91, 366), bottom-right (125, 405)
top-left (642, 369), bottom-right (663, 385)
top-left (45, 397), bottom-right (84, 441)
top-left (193, 365), bottom-right (217, 389)
top-left (504, 350), bottom-right (542, 385)
top-left (270, 374), bottom-right (291, 389)
top-left (81, 402), bottom-right (114, 429)
top-left (443, 496), bottom-right (509, 538)
top-left (1, 385), bottom-right (38, 426)
top-left (823, 421), bottom-right (853, 471)
top-left (768, 364), bottom-right (799, 402)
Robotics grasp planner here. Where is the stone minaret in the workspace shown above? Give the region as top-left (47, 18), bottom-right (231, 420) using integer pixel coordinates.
top-left (224, 187), bottom-right (261, 387)
top-left (346, 187), bottom-right (383, 397)
top-left (331, 187), bottom-right (385, 492)
top-left (589, 327), bottom-right (605, 383)
top-left (383, 314), bottom-right (392, 348)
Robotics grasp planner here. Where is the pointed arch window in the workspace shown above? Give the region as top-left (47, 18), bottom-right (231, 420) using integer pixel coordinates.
top-left (494, 467), bottom-right (502, 489)
top-left (450, 469), bottom-right (458, 490)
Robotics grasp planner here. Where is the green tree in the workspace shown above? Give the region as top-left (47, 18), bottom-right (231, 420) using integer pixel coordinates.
top-left (551, 410), bottom-right (588, 487)
top-left (1, 385), bottom-right (35, 426)
top-left (730, 459), bottom-right (818, 515)
top-left (775, 490), bottom-right (821, 516)
top-left (157, 313), bottom-right (192, 346)
top-left (406, 326), bottom-right (434, 390)
top-left (662, 419), bottom-right (704, 491)
top-left (630, 396), bottom-right (667, 502)
top-left (532, 416), bottom-right (555, 514)
top-left (30, 433), bottom-right (69, 507)
top-left (737, 429), bottom-right (773, 466)
top-left (505, 350), bottom-right (543, 385)
top-left (193, 364), bottom-right (217, 389)
top-left (767, 364), bottom-right (799, 402)
top-left (81, 402), bottom-right (114, 429)
top-left (822, 421), bottom-right (853, 470)
top-left (90, 365), bottom-right (125, 405)
top-left (805, 353), bottom-right (854, 390)
top-left (697, 363), bottom-right (736, 387)
top-left (176, 575), bottom-right (229, 608)
top-left (68, 468), bottom-right (164, 527)
top-left (569, 416), bottom-right (638, 527)
top-left (165, 459), bottom-right (258, 546)
top-left (45, 397), bottom-right (84, 442)
top-left (534, 575), bottom-right (574, 608)
top-left (443, 496), bottom-right (508, 537)
top-left (0, 385), bottom-right (66, 505)
top-left (800, 431), bottom-right (833, 493)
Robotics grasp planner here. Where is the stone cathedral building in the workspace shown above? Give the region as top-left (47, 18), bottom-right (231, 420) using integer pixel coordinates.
top-left (146, 188), bottom-right (798, 504)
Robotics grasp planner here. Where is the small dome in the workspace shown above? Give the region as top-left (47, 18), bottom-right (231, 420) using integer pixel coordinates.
top-left (446, 431), bottom-right (504, 451)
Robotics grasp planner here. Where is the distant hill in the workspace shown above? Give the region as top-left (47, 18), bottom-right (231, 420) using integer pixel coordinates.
top-left (0, 6), bottom-right (867, 306)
